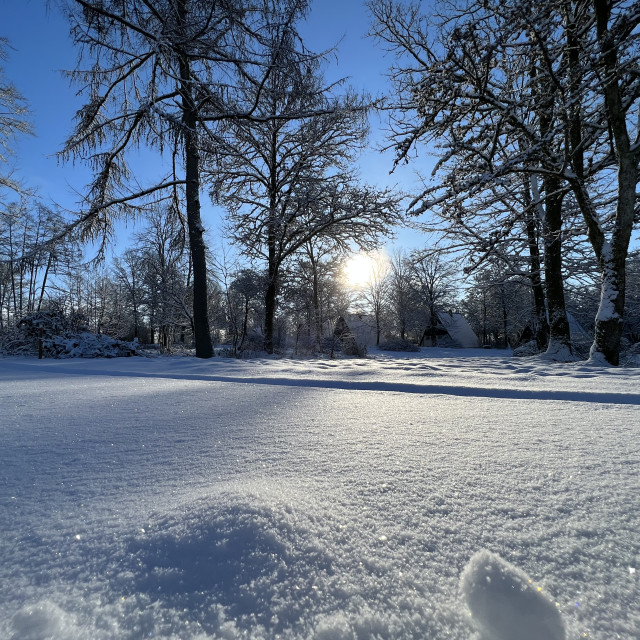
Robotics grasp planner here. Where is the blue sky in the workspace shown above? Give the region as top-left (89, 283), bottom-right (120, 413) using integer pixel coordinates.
top-left (2, 0), bottom-right (427, 257)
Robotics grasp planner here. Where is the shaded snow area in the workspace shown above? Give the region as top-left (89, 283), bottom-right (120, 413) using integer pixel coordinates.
top-left (1, 348), bottom-right (638, 640)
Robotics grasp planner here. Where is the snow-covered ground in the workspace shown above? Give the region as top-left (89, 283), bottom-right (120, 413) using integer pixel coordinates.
top-left (1, 348), bottom-right (638, 640)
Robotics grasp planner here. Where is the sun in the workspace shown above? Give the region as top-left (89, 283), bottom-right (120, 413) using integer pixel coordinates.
top-left (343, 252), bottom-right (379, 289)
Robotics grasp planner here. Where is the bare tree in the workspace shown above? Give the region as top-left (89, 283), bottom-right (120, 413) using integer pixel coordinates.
top-left (570, 0), bottom-right (640, 364)
top-left (408, 249), bottom-right (457, 346)
top-left (0, 38), bottom-right (33, 199)
top-left (0, 199), bottom-right (80, 326)
top-left (388, 249), bottom-right (413, 341)
top-left (227, 268), bottom-right (265, 354)
top-left (212, 36), bottom-right (399, 352)
top-left (369, 0), bottom-right (575, 358)
top-left (61, 0), bottom-right (315, 357)
top-left (370, 0), bottom-right (640, 364)
top-left (356, 252), bottom-right (392, 346)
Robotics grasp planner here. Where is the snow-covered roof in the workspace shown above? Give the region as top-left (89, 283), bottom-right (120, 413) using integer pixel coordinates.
top-left (437, 312), bottom-right (480, 348)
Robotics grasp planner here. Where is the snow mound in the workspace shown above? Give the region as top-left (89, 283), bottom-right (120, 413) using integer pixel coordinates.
top-left (10, 601), bottom-right (79, 640)
top-left (460, 550), bottom-right (566, 640)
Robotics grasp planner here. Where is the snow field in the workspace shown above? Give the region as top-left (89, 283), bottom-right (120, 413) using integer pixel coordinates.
top-left (1, 350), bottom-right (638, 639)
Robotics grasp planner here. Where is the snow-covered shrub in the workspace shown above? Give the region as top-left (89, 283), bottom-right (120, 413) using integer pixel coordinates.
top-left (512, 340), bottom-right (540, 357)
top-left (620, 342), bottom-right (640, 367)
top-left (324, 316), bottom-right (367, 358)
top-left (45, 332), bottom-right (138, 358)
top-left (341, 339), bottom-right (367, 357)
top-left (377, 338), bottom-right (420, 352)
top-left (1, 308), bottom-right (138, 358)
top-left (320, 334), bottom-right (367, 358)
top-left (628, 342), bottom-right (640, 355)
top-left (0, 309), bottom-right (84, 355)
top-left (18, 308), bottom-right (88, 338)
top-left (0, 327), bottom-right (32, 355)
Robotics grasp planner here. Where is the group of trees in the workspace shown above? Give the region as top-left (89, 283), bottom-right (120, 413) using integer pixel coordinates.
top-left (1, 0), bottom-right (639, 364)
top-left (36, 228), bottom-right (637, 356)
top-left (0, 201), bottom-right (80, 328)
top-left (15, 206), bottom-right (354, 355)
top-left (370, 0), bottom-right (640, 364)
top-left (59, 0), bottom-right (398, 356)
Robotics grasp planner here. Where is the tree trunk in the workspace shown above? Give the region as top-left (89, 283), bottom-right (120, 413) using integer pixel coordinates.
top-left (178, 21), bottom-right (213, 359)
top-left (586, 162), bottom-right (635, 365)
top-left (542, 179), bottom-right (573, 359)
top-left (592, 243), bottom-right (627, 364)
top-left (183, 118), bottom-right (213, 358)
top-left (430, 308), bottom-right (437, 347)
top-left (309, 248), bottom-right (322, 349)
top-left (523, 182), bottom-right (549, 349)
top-left (37, 253), bottom-right (53, 312)
top-left (264, 264), bottom-right (278, 354)
top-left (501, 286), bottom-right (509, 347)
top-left (529, 47), bottom-right (572, 360)
top-left (586, 0), bottom-right (638, 365)
top-left (264, 129), bottom-right (279, 355)
top-left (239, 297), bottom-right (249, 352)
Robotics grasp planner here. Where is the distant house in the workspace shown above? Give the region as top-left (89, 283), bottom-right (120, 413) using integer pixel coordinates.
top-left (336, 311), bottom-right (480, 349)
top-left (437, 312), bottom-right (481, 348)
top-left (343, 313), bottom-right (378, 347)
top-left (419, 312), bottom-right (480, 348)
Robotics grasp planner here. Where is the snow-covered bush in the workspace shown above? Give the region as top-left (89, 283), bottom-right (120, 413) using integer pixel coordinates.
top-left (45, 332), bottom-right (138, 358)
top-left (620, 342), bottom-right (640, 367)
top-left (512, 340), bottom-right (540, 357)
top-left (323, 316), bottom-right (367, 358)
top-left (18, 308), bottom-right (89, 338)
top-left (1, 309), bottom-right (138, 358)
top-left (320, 334), bottom-right (367, 358)
top-left (377, 338), bottom-right (420, 352)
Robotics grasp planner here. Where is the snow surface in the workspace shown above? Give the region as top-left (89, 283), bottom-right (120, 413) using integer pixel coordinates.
top-left (1, 347), bottom-right (638, 639)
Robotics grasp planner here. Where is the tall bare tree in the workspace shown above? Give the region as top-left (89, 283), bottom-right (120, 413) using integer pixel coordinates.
top-left (212, 36), bottom-right (399, 352)
top-left (370, 0), bottom-right (640, 364)
top-left (0, 38), bottom-right (33, 199)
top-left (409, 249), bottom-right (457, 347)
top-left (61, 0), bottom-right (312, 357)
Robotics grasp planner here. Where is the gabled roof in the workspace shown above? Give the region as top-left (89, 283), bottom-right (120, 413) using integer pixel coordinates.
top-left (437, 312), bottom-right (480, 348)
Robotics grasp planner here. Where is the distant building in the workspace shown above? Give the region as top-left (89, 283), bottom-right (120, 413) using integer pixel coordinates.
top-left (337, 312), bottom-right (480, 349)
top-left (418, 312), bottom-right (480, 348)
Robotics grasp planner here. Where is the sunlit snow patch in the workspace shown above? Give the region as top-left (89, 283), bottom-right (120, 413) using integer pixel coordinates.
top-left (460, 550), bottom-right (565, 640)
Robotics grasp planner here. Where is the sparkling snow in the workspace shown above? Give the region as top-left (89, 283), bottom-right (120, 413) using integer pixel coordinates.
top-left (1, 348), bottom-right (638, 639)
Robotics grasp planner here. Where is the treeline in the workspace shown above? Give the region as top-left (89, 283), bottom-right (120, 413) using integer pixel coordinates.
top-left (1, 0), bottom-right (639, 364)
top-left (4, 200), bottom-right (639, 357)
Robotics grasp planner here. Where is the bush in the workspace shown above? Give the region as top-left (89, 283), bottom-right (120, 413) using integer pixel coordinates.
top-left (620, 342), bottom-right (640, 367)
top-left (378, 339), bottom-right (420, 352)
top-left (44, 333), bottom-right (138, 358)
top-left (513, 340), bottom-right (540, 357)
top-left (1, 308), bottom-right (138, 358)
top-left (18, 308), bottom-right (88, 338)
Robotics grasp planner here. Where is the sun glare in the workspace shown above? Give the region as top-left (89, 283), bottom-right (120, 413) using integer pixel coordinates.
top-left (343, 252), bottom-right (378, 289)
